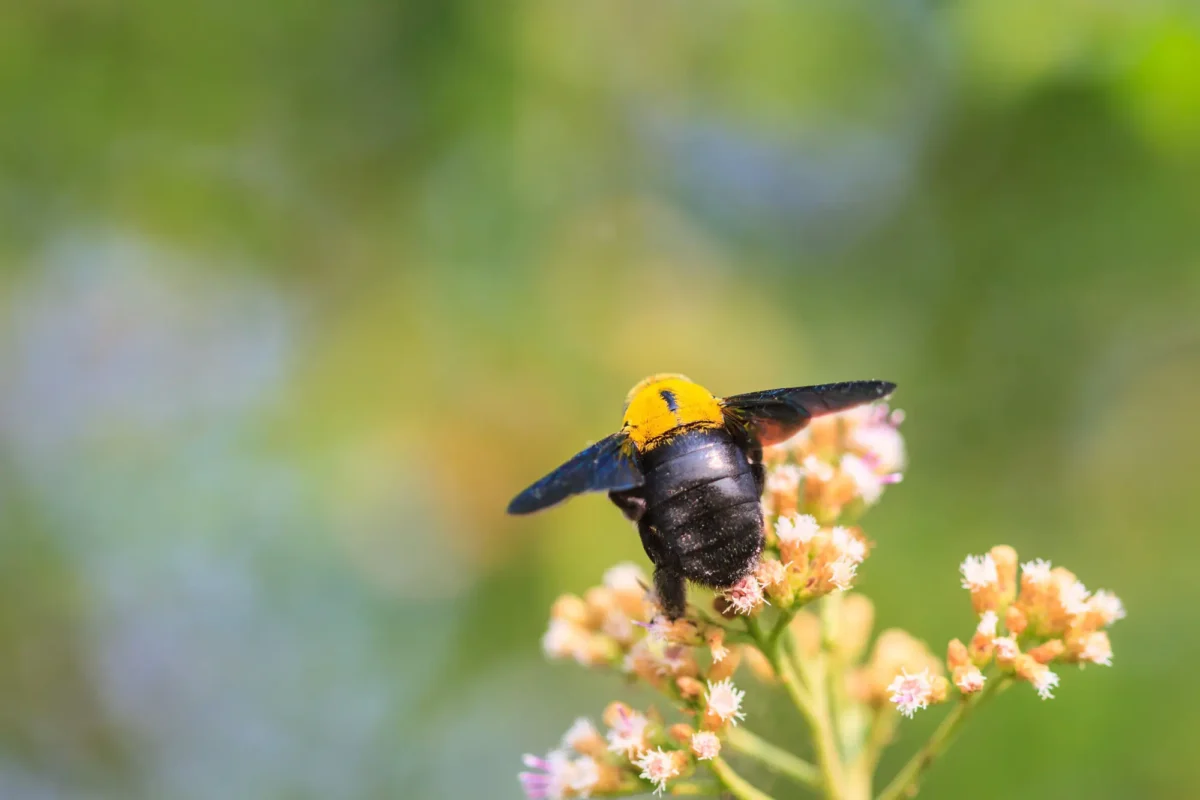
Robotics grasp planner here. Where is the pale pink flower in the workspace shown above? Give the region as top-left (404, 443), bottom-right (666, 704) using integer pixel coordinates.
top-left (888, 668), bottom-right (934, 718)
top-left (959, 554), bottom-right (999, 591)
top-left (954, 667), bottom-right (986, 694)
top-left (633, 747), bottom-right (680, 796)
top-left (755, 558), bottom-right (789, 588)
top-left (775, 513), bottom-right (820, 545)
top-left (827, 556), bottom-right (858, 592)
top-left (519, 750), bottom-right (598, 799)
top-left (851, 412), bottom-right (907, 474)
top-left (710, 640), bottom-right (730, 664)
top-left (1089, 590), bottom-right (1126, 626)
top-left (841, 453), bottom-right (885, 504)
top-left (542, 619), bottom-right (581, 660)
top-left (705, 678), bottom-right (746, 725)
top-left (606, 707), bottom-right (649, 756)
top-left (976, 610), bottom-right (999, 638)
top-left (691, 731), bottom-right (721, 761)
top-left (724, 575), bottom-right (766, 615)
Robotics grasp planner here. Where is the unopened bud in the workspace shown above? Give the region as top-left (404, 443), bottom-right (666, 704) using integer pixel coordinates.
top-left (1027, 639), bottom-right (1064, 664)
top-left (667, 723), bottom-right (694, 744)
top-left (947, 638), bottom-right (970, 671)
top-left (1005, 605), bottom-right (1028, 637)
top-left (990, 545), bottom-right (1019, 605)
top-left (930, 675), bottom-right (951, 704)
top-left (676, 676), bottom-right (705, 699)
top-left (707, 646), bottom-right (742, 682)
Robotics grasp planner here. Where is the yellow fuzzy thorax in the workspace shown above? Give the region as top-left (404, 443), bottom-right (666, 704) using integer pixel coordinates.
top-left (621, 374), bottom-right (724, 449)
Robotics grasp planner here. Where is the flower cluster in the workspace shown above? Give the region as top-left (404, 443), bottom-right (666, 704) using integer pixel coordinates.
top-left (519, 394), bottom-right (1126, 800)
top-left (763, 401), bottom-right (905, 523)
top-left (890, 545), bottom-right (1125, 716)
top-left (520, 693), bottom-right (748, 797)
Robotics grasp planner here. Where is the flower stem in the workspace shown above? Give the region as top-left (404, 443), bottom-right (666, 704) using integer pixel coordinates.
top-left (726, 726), bottom-right (821, 789)
top-left (876, 676), bottom-right (1011, 800)
top-left (709, 757), bottom-right (777, 800)
top-left (747, 614), bottom-right (845, 799)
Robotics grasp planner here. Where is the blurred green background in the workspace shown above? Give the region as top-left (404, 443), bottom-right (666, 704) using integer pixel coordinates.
top-left (1, 1), bottom-right (1199, 798)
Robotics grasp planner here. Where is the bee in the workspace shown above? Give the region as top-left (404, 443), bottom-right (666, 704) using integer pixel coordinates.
top-left (507, 374), bottom-right (896, 618)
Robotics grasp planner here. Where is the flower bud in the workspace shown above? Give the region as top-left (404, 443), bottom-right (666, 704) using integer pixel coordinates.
top-left (552, 594), bottom-right (595, 628)
top-left (707, 645), bottom-right (742, 682)
top-left (947, 638), bottom-right (970, 671)
top-left (676, 676), bottom-right (705, 699)
top-left (993, 636), bottom-right (1020, 669)
top-left (1005, 605), bottom-right (1028, 637)
top-left (667, 723), bottom-right (694, 744)
top-left (930, 675), bottom-right (951, 704)
top-left (838, 593), bottom-right (876, 664)
top-left (990, 545), bottom-right (1019, 605)
top-left (967, 631), bottom-right (994, 667)
top-left (1027, 639), bottom-right (1064, 664)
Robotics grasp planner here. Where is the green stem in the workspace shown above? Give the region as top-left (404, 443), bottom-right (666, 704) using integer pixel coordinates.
top-left (876, 677), bottom-right (1011, 800)
top-left (780, 640), bottom-right (846, 799)
top-left (726, 726), bottom-right (821, 789)
top-left (709, 757), bottom-right (777, 800)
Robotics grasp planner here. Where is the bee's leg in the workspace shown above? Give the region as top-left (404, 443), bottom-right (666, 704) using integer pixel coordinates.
top-left (608, 488), bottom-right (647, 522)
top-left (747, 443), bottom-right (765, 496)
top-left (653, 565), bottom-right (687, 620)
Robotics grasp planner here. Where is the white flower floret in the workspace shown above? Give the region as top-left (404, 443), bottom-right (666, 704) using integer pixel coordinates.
top-left (1058, 578), bottom-right (1091, 616)
top-left (1021, 559), bottom-right (1053, 585)
top-left (605, 707), bottom-right (649, 756)
top-left (827, 556), bottom-right (858, 592)
top-left (888, 668), bottom-right (934, 718)
top-left (705, 678), bottom-right (747, 725)
top-left (803, 455), bottom-right (836, 482)
top-left (775, 513), bottom-right (820, 545)
top-left (633, 747), bottom-right (680, 796)
top-left (831, 526), bottom-right (866, 564)
top-left (563, 717), bottom-right (598, 751)
top-left (993, 636), bottom-right (1019, 661)
top-left (976, 610), bottom-right (999, 638)
top-left (691, 731), bottom-right (721, 761)
top-left (954, 666), bottom-right (986, 694)
top-left (765, 464), bottom-right (802, 494)
top-left (959, 554), bottom-right (999, 591)
top-left (1089, 590), bottom-right (1126, 626)
top-left (1079, 631), bottom-right (1113, 666)
top-left (542, 619), bottom-right (579, 660)
top-left (1031, 666), bottom-right (1060, 700)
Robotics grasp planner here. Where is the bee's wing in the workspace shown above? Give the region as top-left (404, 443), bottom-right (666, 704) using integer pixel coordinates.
top-left (721, 380), bottom-right (896, 446)
top-left (506, 432), bottom-right (644, 515)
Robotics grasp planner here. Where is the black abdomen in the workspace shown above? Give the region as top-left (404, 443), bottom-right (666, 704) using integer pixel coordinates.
top-left (639, 427), bottom-right (763, 587)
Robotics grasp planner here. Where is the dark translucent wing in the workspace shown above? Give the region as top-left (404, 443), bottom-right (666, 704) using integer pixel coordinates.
top-left (506, 432), bottom-right (644, 515)
top-left (722, 380), bottom-right (896, 446)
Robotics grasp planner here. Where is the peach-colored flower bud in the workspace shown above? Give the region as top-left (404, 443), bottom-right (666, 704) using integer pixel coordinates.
top-left (552, 594), bottom-right (595, 628)
top-left (1027, 639), bottom-right (1064, 664)
top-left (1005, 605), bottom-right (1028, 637)
top-left (707, 645), bottom-right (742, 682)
top-left (667, 723), bottom-right (694, 744)
top-left (789, 610), bottom-right (821, 659)
top-left (706, 628), bottom-right (729, 664)
top-left (676, 676), bottom-right (705, 699)
top-left (953, 665), bottom-right (986, 694)
top-left (563, 718), bottom-right (608, 757)
top-left (990, 545), bottom-right (1018, 604)
top-left (930, 675), bottom-right (951, 704)
top-left (839, 593), bottom-right (876, 664)
top-left (968, 631), bottom-right (994, 667)
top-left (947, 638), bottom-right (970, 671)
top-left (602, 702), bottom-right (635, 729)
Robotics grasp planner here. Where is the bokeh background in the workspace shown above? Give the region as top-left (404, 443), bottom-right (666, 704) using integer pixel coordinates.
top-left (2, 2), bottom-right (1199, 798)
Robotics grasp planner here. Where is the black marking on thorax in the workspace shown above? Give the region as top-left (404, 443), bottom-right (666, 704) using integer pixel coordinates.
top-left (659, 389), bottom-right (679, 412)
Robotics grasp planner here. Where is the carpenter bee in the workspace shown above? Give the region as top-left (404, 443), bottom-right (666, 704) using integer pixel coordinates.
top-left (507, 374), bottom-right (895, 618)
